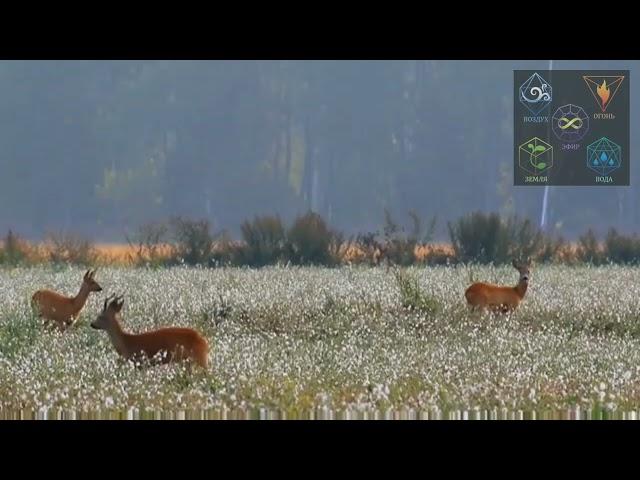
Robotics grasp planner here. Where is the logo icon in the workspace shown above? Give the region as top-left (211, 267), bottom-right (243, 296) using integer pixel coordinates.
top-left (519, 73), bottom-right (552, 115)
top-left (551, 104), bottom-right (589, 143)
top-left (519, 137), bottom-right (553, 175)
top-left (587, 137), bottom-right (621, 175)
top-left (583, 76), bottom-right (625, 112)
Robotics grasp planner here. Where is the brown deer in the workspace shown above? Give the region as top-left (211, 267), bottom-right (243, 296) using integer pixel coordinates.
top-left (91, 295), bottom-right (209, 369)
top-left (32, 269), bottom-right (102, 330)
top-left (465, 258), bottom-right (532, 313)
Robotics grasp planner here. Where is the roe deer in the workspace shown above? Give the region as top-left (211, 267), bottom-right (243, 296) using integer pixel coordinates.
top-left (91, 295), bottom-right (209, 369)
top-left (465, 258), bottom-right (531, 313)
top-left (31, 269), bottom-right (102, 330)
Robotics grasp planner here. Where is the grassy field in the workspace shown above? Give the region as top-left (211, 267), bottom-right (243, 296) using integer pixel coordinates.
top-left (1, 264), bottom-right (640, 418)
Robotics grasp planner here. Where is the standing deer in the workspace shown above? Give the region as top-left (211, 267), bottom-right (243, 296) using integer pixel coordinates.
top-left (31, 269), bottom-right (103, 330)
top-left (91, 295), bottom-right (209, 369)
top-left (465, 258), bottom-right (532, 313)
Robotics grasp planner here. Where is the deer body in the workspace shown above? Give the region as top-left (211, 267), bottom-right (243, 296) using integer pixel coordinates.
top-left (465, 259), bottom-right (531, 313)
top-left (92, 296), bottom-right (209, 369)
top-left (32, 270), bottom-right (102, 330)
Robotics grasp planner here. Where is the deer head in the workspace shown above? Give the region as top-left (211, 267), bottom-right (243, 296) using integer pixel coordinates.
top-left (91, 294), bottom-right (124, 330)
top-left (83, 269), bottom-right (103, 292)
top-left (512, 258), bottom-right (532, 284)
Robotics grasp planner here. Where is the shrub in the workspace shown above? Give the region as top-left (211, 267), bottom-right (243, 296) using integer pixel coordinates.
top-left (604, 228), bottom-right (640, 264)
top-left (506, 216), bottom-right (545, 261)
top-left (423, 247), bottom-right (457, 266)
top-left (341, 232), bottom-right (378, 265)
top-left (327, 230), bottom-right (346, 265)
top-left (0, 230), bottom-right (30, 266)
top-left (393, 268), bottom-right (440, 315)
top-left (576, 228), bottom-right (604, 265)
top-left (210, 231), bottom-right (241, 267)
top-left (448, 212), bottom-right (549, 264)
top-left (536, 234), bottom-right (566, 264)
top-left (379, 210), bottom-right (437, 266)
top-left (238, 215), bottom-right (286, 266)
top-left (286, 211), bottom-right (338, 266)
top-left (448, 212), bottom-right (512, 264)
top-left (125, 221), bottom-right (171, 267)
top-left (170, 217), bottom-right (215, 266)
top-left (45, 231), bottom-right (96, 266)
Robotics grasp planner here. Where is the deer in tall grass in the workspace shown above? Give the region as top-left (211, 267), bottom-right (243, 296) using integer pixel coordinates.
top-left (91, 295), bottom-right (209, 369)
top-left (31, 269), bottom-right (103, 330)
top-left (465, 258), bottom-right (532, 314)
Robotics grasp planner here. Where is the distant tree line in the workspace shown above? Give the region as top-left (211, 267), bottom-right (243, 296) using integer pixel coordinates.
top-left (1, 60), bottom-right (639, 241)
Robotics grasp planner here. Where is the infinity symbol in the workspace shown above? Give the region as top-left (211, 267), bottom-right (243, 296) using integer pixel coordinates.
top-left (558, 117), bottom-right (583, 130)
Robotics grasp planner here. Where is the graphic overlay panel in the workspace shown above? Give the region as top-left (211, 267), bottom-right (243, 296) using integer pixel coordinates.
top-left (514, 70), bottom-right (630, 186)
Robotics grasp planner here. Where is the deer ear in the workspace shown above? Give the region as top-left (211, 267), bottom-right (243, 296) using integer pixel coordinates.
top-left (84, 270), bottom-right (90, 279)
top-left (113, 295), bottom-right (124, 312)
top-left (103, 294), bottom-right (115, 311)
top-left (512, 259), bottom-right (519, 269)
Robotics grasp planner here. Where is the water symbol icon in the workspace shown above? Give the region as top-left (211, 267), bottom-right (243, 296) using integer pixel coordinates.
top-left (601, 152), bottom-right (608, 165)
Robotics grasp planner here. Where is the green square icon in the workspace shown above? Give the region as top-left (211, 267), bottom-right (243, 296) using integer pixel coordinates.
top-left (518, 137), bottom-right (553, 175)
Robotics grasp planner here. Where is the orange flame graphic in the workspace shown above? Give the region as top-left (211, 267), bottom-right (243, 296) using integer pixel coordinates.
top-left (597, 79), bottom-right (610, 109)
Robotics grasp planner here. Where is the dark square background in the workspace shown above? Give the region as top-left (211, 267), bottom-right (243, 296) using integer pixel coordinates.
top-left (514, 70), bottom-right (630, 186)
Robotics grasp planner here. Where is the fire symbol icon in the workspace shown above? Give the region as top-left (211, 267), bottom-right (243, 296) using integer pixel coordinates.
top-left (583, 75), bottom-right (625, 112)
top-left (597, 80), bottom-right (610, 110)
